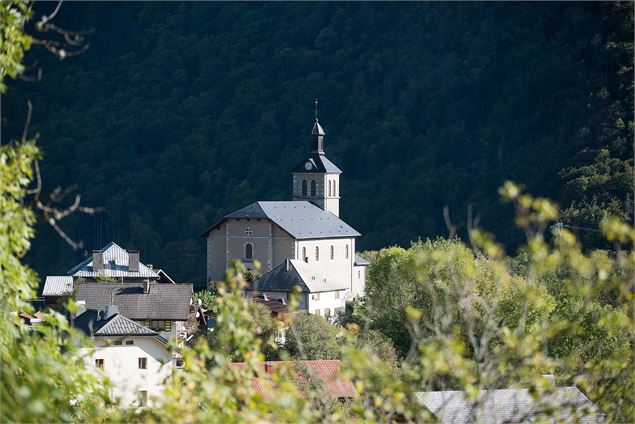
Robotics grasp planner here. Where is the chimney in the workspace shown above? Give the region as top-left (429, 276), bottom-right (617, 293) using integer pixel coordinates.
top-left (285, 258), bottom-right (290, 272)
top-left (127, 250), bottom-right (139, 272)
top-left (143, 280), bottom-right (149, 294)
top-left (264, 362), bottom-right (272, 373)
top-left (76, 300), bottom-right (87, 317)
top-left (92, 250), bottom-right (104, 272)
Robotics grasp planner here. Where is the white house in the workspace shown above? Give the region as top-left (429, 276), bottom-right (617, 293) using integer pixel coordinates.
top-left (74, 304), bottom-right (182, 407)
top-left (202, 113), bottom-right (369, 312)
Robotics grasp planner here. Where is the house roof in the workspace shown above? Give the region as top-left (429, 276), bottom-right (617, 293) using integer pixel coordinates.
top-left (74, 282), bottom-right (193, 320)
top-left (416, 387), bottom-right (603, 424)
top-left (354, 255), bottom-right (370, 266)
top-left (74, 308), bottom-right (157, 337)
top-left (248, 259), bottom-right (349, 293)
top-left (230, 360), bottom-right (356, 399)
top-left (250, 295), bottom-right (289, 315)
top-left (203, 201), bottom-right (359, 239)
top-left (68, 242), bottom-right (159, 279)
top-left (43, 276), bottom-right (74, 296)
top-left (292, 153), bottom-right (342, 174)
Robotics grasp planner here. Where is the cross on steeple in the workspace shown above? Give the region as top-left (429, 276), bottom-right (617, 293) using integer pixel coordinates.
top-left (314, 98), bottom-right (319, 122)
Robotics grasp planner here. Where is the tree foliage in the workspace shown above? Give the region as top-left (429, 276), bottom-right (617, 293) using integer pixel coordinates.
top-left (1, 2), bottom-right (631, 284)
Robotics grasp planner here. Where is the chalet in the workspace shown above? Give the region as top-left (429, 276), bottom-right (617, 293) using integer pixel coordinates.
top-left (74, 303), bottom-right (182, 407)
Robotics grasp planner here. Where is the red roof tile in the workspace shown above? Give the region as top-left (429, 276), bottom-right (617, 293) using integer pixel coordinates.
top-left (230, 360), bottom-right (356, 399)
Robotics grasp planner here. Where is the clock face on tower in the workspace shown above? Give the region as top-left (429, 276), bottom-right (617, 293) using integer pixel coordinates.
top-left (304, 161), bottom-right (313, 170)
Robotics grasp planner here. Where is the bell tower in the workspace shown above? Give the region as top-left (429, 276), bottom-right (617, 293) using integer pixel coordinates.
top-left (292, 100), bottom-right (342, 216)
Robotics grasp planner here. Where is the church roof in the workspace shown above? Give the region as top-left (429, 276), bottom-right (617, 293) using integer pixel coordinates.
top-left (312, 120), bottom-right (326, 135)
top-left (292, 153), bottom-right (342, 174)
top-left (203, 201), bottom-right (360, 239)
top-left (248, 259), bottom-right (349, 293)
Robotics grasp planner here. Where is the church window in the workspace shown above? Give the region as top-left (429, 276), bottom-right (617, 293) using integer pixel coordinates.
top-left (310, 180), bottom-right (317, 197)
top-left (315, 246), bottom-right (319, 261)
top-left (358, 270), bottom-right (361, 279)
top-left (245, 243), bottom-right (253, 260)
top-left (328, 180), bottom-right (332, 197)
top-left (345, 244), bottom-right (349, 259)
top-left (301, 180), bottom-right (307, 196)
top-left (302, 247), bottom-right (307, 262)
top-left (244, 226), bottom-right (253, 236)
top-left (333, 181), bottom-right (336, 196)
top-left (330, 245), bottom-right (334, 260)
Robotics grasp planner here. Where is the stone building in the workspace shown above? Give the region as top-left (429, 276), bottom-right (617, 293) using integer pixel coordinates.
top-left (202, 113), bottom-right (368, 314)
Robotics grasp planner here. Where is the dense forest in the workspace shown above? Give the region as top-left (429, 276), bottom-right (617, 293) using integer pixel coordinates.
top-left (2, 2), bottom-right (632, 285)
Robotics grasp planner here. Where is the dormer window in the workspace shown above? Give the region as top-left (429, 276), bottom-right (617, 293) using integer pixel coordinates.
top-left (244, 226), bottom-right (253, 236)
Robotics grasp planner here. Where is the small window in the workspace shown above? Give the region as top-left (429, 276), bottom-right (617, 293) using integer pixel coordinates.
top-left (165, 321), bottom-right (172, 332)
top-left (315, 309), bottom-right (321, 316)
top-left (310, 180), bottom-right (317, 197)
top-left (138, 391), bottom-right (148, 407)
top-left (244, 226), bottom-right (253, 236)
top-left (330, 245), bottom-right (334, 260)
top-left (114, 340), bottom-right (123, 346)
top-left (315, 246), bottom-right (319, 261)
top-left (245, 243), bottom-right (253, 260)
top-left (325, 308), bottom-right (331, 317)
top-left (174, 357), bottom-right (184, 368)
top-left (302, 180), bottom-right (307, 196)
top-left (95, 359), bottom-right (104, 369)
top-left (302, 247), bottom-right (307, 262)
top-left (138, 357), bottom-right (147, 369)
top-left (345, 245), bottom-right (349, 259)
top-left (333, 181), bottom-right (337, 196)
top-left (358, 270), bottom-right (361, 279)
top-left (126, 340), bottom-right (134, 345)
top-left (335, 291), bottom-right (340, 299)
top-left (328, 180), bottom-right (332, 196)
top-left (143, 320), bottom-right (150, 328)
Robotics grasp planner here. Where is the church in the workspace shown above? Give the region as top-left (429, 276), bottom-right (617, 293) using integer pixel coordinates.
top-left (202, 108), bottom-right (368, 317)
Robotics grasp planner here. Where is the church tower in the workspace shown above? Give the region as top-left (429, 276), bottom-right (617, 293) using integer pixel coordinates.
top-left (292, 101), bottom-right (342, 216)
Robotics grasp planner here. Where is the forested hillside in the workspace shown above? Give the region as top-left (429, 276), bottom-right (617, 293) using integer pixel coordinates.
top-left (2, 2), bottom-right (632, 284)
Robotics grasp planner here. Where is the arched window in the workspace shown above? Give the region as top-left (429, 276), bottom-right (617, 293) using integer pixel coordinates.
top-left (310, 180), bottom-right (317, 197)
top-left (302, 247), bottom-right (307, 262)
top-left (333, 181), bottom-right (337, 197)
top-left (330, 245), bottom-right (334, 260)
top-left (328, 180), bottom-right (332, 197)
top-left (301, 180), bottom-right (307, 196)
top-left (245, 243), bottom-right (253, 260)
top-left (345, 244), bottom-right (349, 259)
top-left (315, 246), bottom-right (320, 261)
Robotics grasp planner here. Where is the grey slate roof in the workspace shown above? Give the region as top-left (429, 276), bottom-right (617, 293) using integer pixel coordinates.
top-left (203, 201), bottom-right (359, 239)
top-left (74, 309), bottom-right (157, 337)
top-left (416, 387), bottom-right (603, 424)
top-left (43, 276), bottom-right (74, 296)
top-left (354, 255), bottom-right (370, 266)
top-left (74, 282), bottom-right (193, 320)
top-left (68, 242), bottom-right (159, 279)
top-left (292, 154), bottom-right (342, 174)
top-left (248, 259), bottom-right (349, 293)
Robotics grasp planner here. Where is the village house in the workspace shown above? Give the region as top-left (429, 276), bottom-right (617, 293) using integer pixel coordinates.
top-left (202, 114), bottom-right (368, 315)
top-left (42, 242), bottom-right (198, 343)
top-left (74, 303), bottom-right (182, 407)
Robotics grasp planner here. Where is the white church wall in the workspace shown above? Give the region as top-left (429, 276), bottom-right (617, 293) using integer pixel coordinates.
top-left (295, 237), bottom-right (354, 291)
top-left (352, 265), bottom-right (366, 297)
top-left (225, 218), bottom-right (272, 274)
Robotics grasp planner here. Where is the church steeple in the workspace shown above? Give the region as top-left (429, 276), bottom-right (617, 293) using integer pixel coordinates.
top-left (310, 99), bottom-right (325, 154)
top-left (292, 100), bottom-right (342, 216)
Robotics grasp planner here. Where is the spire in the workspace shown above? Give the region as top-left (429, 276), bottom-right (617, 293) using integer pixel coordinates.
top-left (310, 99), bottom-right (325, 152)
